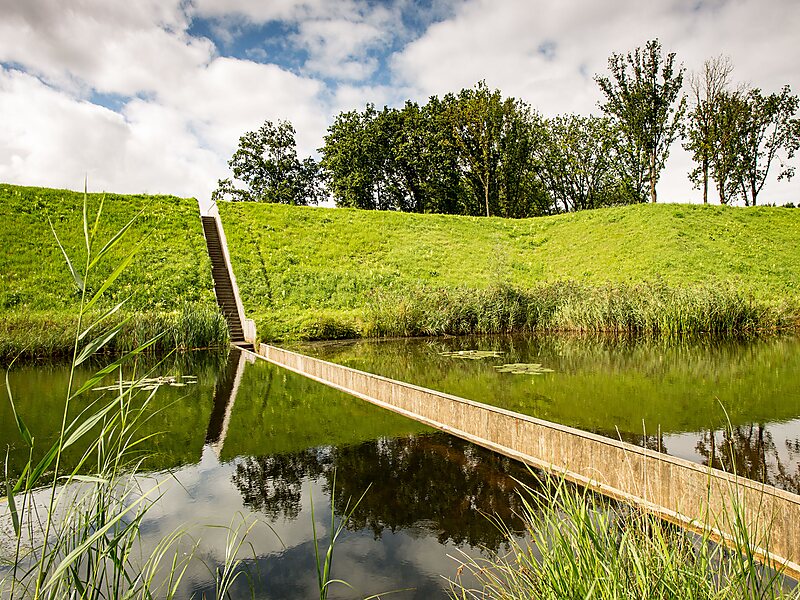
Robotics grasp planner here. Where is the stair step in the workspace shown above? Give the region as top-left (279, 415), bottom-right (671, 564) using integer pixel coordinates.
top-left (203, 216), bottom-right (251, 342)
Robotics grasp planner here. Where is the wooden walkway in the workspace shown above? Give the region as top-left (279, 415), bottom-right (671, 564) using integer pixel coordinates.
top-left (251, 343), bottom-right (800, 579)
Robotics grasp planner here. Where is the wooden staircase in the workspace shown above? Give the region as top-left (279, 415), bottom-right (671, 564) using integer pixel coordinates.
top-left (201, 216), bottom-right (248, 346)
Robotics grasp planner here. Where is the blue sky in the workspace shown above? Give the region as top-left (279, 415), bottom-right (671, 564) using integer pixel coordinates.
top-left (1, 0), bottom-right (799, 207)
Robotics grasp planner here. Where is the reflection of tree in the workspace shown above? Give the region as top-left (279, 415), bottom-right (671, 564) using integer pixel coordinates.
top-left (695, 424), bottom-right (777, 486)
top-left (230, 432), bottom-right (535, 550)
top-left (775, 437), bottom-right (800, 495)
top-left (328, 434), bottom-right (532, 549)
top-left (232, 449), bottom-right (327, 520)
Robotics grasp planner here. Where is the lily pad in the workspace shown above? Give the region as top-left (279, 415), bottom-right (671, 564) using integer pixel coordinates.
top-left (92, 376), bottom-right (198, 392)
top-left (439, 350), bottom-right (504, 360)
top-left (494, 363), bottom-right (555, 375)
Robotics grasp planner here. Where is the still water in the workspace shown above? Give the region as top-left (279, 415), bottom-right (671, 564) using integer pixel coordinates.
top-left (292, 334), bottom-right (800, 494)
top-left (0, 349), bottom-right (528, 598)
top-left (2, 334), bottom-right (800, 597)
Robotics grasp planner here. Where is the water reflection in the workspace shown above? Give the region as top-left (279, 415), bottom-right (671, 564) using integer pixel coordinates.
top-left (231, 433), bottom-right (529, 549)
top-left (294, 334), bottom-right (800, 493)
top-left (5, 335), bottom-right (800, 598)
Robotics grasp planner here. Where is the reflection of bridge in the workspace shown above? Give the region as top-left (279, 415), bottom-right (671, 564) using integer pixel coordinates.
top-left (204, 348), bottom-right (254, 458)
top-left (253, 343), bottom-right (800, 579)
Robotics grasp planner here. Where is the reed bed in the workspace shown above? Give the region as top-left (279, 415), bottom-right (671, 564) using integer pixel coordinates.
top-left (0, 306), bottom-right (228, 362)
top-left (450, 475), bottom-right (800, 600)
top-left (275, 281), bottom-right (798, 342)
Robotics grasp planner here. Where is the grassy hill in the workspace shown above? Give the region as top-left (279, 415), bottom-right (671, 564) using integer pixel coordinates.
top-left (218, 201), bottom-right (800, 341)
top-left (0, 183), bottom-right (225, 360)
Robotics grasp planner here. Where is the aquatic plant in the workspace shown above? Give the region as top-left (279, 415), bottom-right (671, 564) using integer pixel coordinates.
top-left (439, 350), bottom-right (505, 359)
top-left (449, 473), bottom-right (799, 600)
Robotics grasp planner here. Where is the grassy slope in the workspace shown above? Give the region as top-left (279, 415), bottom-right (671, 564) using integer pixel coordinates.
top-left (0, 183), bottom-right (223, 358)
top-left (219, 202), bottom-right (800, 340)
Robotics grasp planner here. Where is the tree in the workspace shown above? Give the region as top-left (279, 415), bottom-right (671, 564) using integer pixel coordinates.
top-left (595, 39), bottom-right (686, 203)
top-left (729, 86), bottom-right (800, 206)
top-left (535, 115), bottom-right (621, 212)
top-left (444, 82), bottom-right (543, 217)
top-left (708, 89), bottom-right (749, 205)
top-left (684, 56), bottom-right (734, 204)
top-left (319, 105), bottom-right (394, 210)
top-left (213, 119), bottom-right (322, 205)
top-left (445, 82), bottom-right (505, 217)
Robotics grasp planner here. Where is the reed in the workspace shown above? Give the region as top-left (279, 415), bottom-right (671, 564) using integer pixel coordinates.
top-left (449, 474), bottom-right (799, 600)
top-left (0, 189), bottom-right (242, 598)
top-left (307, 281), bottom-right (798, 342)
top-left (0, 307), bottom-right (228, 362)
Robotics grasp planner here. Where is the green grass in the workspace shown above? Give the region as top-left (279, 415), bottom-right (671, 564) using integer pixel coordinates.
top-left (0, 183), bottom-right (225, 359)
top-left (218, 202), bottom-right (800, 341)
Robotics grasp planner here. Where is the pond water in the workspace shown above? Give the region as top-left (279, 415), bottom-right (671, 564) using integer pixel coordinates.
top-left (0, 349), bottom-right (530, 598)
top-left (292, 334), bottom-right (800, 494)
top-left (2, 334), bottom-right (800, 597)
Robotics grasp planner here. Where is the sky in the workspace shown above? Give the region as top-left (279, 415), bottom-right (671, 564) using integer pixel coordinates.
top-left (1, 0), bottom-right (799, 210)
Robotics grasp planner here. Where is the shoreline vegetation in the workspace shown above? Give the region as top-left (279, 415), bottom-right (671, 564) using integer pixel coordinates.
top-left (2, 183), bottom-right (800, 361)
top-left (219, 201), bottom-right (800, 345)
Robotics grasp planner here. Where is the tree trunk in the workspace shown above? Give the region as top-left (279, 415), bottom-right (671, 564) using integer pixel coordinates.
top-left (484, 177), bottom-right (490, 217)
top-left (649, 151), bottom-right (657, 203)
top-left (702, 157), bottom-right (708, 204)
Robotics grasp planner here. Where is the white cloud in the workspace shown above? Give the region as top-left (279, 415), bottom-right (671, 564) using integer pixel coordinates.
top-left (0, 1), bottom-right (330, 206)
top-left (0, 0), bottom-right (209, 97)
top-left (392, 0), bottom-right (800, 204)
top-left (1, 0), bottom-right (798, 205)
top-left (292, 18), bottom-right (383, 81)
top-left (0, 67), bottom-right (223, 200)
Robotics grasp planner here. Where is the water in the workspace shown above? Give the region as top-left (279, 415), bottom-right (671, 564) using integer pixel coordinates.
top-left (2, 334), bottom-right (800, 597)
top-left (0, 350), bottom-right (528, 598)
top-left (292, 334), bottom-right (800, 494)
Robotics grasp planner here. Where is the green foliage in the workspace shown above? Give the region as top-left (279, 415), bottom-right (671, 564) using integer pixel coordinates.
top-left (595, 38), bottom-right (687, 203)
top-left (730, 86), bottom-right (800, 206)
top-left (685, 61), bottom-right (800, 207)
top-left (220, 201), bottom-right (800, 342)
top-left (320, 83), bottom-right (549, 218)
top-left (214, 119), bottom-right (322, 205)
top-left (684, 56), bottom-right (735, 204)
top-left (535, 114), bottom-right (628, 211)
top-left (450, 475), bottom-right (799, 599)
top-left (0, 183), bottom-right (224, 359)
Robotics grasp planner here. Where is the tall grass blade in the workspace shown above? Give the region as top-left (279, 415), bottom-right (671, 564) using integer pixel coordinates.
top-left (27, 442), bottom-right (59, 488)
top-left (82, 179), bottom-right (90, 254)
top-left (6, 480), bottom-right (20, 536)
top-left (75, 316), bottom-right (132, 365)
top-left (47, 215), bottom-right (84, 293)
top-left (70, 333), bottom-right (165, 398)
top-left (83, 252), bottom-right (136, 312)
top-left (78, 297), bottom-right (130, 342)
top-left (90, 190), bottom-right (105, 246)
top-left (61, 400), bottom-right (118, 449)
top-left (5, 368), bottom-right (32, 447)
top-left (41, 483), bottom-right (163, 592)
top-left (89, 209), bottom-right (145, 269)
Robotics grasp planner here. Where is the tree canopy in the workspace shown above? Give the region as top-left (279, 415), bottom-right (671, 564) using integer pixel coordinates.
top-left (217, 43), bottom-right (798, 213)
top-left (595, 39), bottom-right (686, 204)
top-left (213, 119), bottom-right (322, 205)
